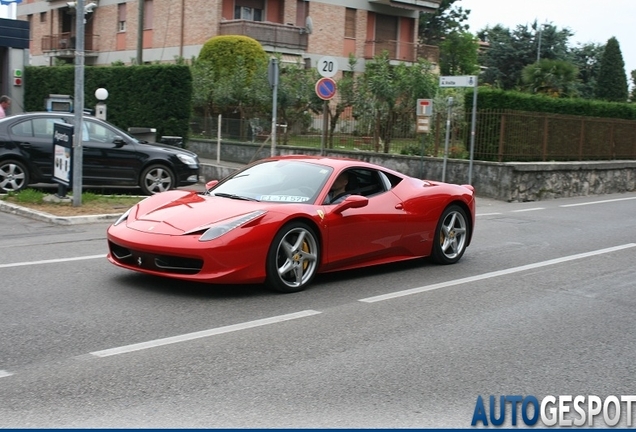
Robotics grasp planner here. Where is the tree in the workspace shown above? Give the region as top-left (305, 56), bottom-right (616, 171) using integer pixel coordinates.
top-left (418, 0), bottom-right (470, 45)
top-left (568, 42), bottom-right (604, 99)
top-left (439, 31), bottom-right (480, 75)
top-left (275, 58), bottom-right (322, 145)
top-left (521, 59), bottom-right (579, 97)
top-left (478, 22), bottom-right (573, 90)
top-left (354, 53), bottom-right (437, 153)
top-left (192, 35), bottom-right (270, 134)
top-left (595, 37), bottom-right (628, 102)
top-left (198, 35), bottom-right (268, 82)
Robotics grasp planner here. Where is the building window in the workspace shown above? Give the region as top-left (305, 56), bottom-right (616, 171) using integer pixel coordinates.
top-left (144, 0), bottom-right (153, 30)
top-left (39, 11), bottom-right (46, 23)
top-left (345, 8), bottom-right (356, 39)
top-left (234, 0), bottom-right (264, 21)
top-left (296, 0), bottom-right (308, 27)
top-left (118, 3), bottom-right (126, 32)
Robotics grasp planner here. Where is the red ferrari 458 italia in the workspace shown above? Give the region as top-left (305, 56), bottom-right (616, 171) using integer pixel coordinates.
top-left (107, 156), bottom-right (476, 292)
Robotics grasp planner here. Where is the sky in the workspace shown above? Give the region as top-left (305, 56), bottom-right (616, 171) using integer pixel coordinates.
top-left (458, 0), bottom-right (636, 81)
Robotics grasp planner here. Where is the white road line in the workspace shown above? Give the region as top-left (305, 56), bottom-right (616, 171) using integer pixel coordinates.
top-left (511, 207), bottom-right (545, 212)
top-left (476, 212), bottom-right (502, 217)
top-left (0, 254), bottom-right (105, 269)
top-left (560, 196), bottom-right (636, 207)
top-left (359, 243), bottom-right (636, 303)
top-left (0, 370), bottom-right (13, 378)
top-left (90, 310), bottom-right (322, 358)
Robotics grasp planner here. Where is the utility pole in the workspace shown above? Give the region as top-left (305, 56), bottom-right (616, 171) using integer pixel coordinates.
top-left (72, 0), bottom-right (85, 207)
top-left (137, 0), bottom-right (144, 64)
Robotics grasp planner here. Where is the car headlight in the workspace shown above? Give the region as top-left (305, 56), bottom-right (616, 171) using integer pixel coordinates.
top-left (113, 208), bottom-right (132, 226)
top-left (194, 210), bottom-right (266, 242)
top-left (177, 153), bottom-right (198, 167)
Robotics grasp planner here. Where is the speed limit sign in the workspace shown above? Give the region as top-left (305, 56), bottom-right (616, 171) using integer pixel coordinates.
top-left (317, 56), bottom-right (339, 78)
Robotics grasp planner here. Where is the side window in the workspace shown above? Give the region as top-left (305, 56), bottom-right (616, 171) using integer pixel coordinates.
top-left (379, 170), bottom-right (403, 189)
top-left (347, 169), bottom-right (387, 197)
top-left (326, 168), bottom-right (388, 204)
top-left (10, 120), bottom-right (34, 137)
top-left (33, 118), bottom-right (62, 139)
top-left (84, 121), bottom-right (118, 142)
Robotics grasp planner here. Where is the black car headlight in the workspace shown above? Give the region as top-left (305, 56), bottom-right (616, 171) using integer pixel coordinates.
top-left (194, 210), bottom-right (266, 242)
top-left (177, 153), bottom-right (198, 167)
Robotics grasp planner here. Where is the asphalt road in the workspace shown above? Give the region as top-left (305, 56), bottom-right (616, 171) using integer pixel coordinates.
top-left (1, 192), bottom-right (635, 427)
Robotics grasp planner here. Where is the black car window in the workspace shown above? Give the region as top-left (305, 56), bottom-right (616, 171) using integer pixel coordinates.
top-left (10, 120), bottom-right (33, 137)
top-left (83, 120), bottom-right (118, 143)
top-left (33, 118), bottom-right (64, 139)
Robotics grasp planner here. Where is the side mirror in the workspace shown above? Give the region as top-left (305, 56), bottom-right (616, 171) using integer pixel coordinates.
top-left (205, 179), bottom-right (219, 190)
top-left (113, 135), bottom-right (126, 146)
top-left (334, 195), bottom-right (368, 214)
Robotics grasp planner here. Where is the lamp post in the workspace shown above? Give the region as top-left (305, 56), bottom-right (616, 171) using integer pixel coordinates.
top-left (95, 87), bottom-right (108, 120)
top-left (536, 23), bottom-right (548, 62)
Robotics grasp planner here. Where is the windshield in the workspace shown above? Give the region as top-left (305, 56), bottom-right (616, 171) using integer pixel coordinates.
top-left (211, 160), bottom-right (333, 203)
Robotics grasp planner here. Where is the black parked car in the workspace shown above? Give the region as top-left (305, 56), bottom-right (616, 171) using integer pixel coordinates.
top-left (0, 112), bottom-right (200, 195)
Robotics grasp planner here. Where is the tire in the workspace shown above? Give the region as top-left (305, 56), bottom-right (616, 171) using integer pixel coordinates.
top-left (266, 222), bottom-right (320, 293)
top-left (431, 204), bottom-right (469, 265)
top-left (0, 159), bottom-right (29, 193)
top-left (139, 164), bottom-right (175, 195)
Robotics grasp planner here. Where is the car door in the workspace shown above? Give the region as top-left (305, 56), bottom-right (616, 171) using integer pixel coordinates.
top-left (80, 119), bottom-right (140, 184)
top-left (321, 168), bottom-right (408, 270)
top-left (8, 116), bottom-right (69, 180)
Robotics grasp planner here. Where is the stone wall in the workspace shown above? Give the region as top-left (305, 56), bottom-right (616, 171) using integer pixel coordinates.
top-left (189, 139), bottom-right (636, 202)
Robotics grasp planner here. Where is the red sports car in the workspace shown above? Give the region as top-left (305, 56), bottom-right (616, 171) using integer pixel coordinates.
top-left (107, 156), bottom-right (476, 293)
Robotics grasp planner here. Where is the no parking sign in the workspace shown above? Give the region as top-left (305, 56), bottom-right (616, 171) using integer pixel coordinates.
top-left (315, 77), bottom-right (337, 100)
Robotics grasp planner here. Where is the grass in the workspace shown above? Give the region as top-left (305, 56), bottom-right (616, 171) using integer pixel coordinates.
top-left (1, 188), bottom-right (145, 216)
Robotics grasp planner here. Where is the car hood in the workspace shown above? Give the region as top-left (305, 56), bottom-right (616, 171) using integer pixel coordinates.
top-left (137, 141), bottom-right (197, 157)
top-left (126, 190), bottom-right (268, 235)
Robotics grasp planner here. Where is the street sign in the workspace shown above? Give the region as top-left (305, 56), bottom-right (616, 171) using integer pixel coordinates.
top-left (52, 123), bottom-right (73, 188)
top-left (317, 56), bottom-right (338, 78)
top-left (315, 77), bottom-right (337, 100)
top-left (439, 75), bottom-right (477, 88)
top-left (416, 116), bottom-right (430, 134)
top-left (416, 98), bottom-right (433, 116)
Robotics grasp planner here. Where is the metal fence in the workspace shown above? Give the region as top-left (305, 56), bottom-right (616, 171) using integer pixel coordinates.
top-left (189, 109), bottom-right (636, 162)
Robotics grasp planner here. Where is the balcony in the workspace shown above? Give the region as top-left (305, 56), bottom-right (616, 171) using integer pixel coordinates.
top-left (41, 33), bottom-right (100, 58)
top-left (219, 20), bottom-right (308, 51)
top-left (364, 40), bottom-right (439, 64)
top-left (368, 0), bottom-right (442, 12)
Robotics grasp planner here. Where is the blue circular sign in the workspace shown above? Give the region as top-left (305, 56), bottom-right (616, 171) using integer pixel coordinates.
top-left (315, 77), bottom-right (337, 100)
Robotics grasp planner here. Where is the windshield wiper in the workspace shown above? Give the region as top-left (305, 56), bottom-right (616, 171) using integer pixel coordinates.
top-left (213, 192), bottom-right (259, 202)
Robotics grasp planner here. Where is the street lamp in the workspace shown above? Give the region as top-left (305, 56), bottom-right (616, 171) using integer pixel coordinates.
top-left (95, 87), bottom-right (108, 120)
top-left (536, 23), bottom-right (549, 62)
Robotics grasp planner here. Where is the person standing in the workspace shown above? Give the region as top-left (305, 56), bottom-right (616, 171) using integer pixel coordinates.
top-left (0, 96), bottom-right (11, 118)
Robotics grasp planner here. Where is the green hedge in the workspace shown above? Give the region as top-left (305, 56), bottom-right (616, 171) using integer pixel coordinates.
top-left (24, 64), bottom-right (193, 141)
top-left (469, 88), bottom-right (636, 120)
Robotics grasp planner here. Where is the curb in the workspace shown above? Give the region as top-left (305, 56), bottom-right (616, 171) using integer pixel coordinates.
top-left (0, 200), bottom-right (120, 225)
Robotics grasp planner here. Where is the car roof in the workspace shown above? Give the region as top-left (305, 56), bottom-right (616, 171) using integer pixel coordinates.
top-left (262, 155), bottom-right (406, 177)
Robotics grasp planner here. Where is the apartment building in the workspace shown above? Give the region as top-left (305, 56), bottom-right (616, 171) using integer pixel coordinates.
top-left (17, 0), bottom-right (441, 72)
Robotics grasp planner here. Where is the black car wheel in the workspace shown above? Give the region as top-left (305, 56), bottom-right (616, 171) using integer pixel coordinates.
top-left (266, 222), bottom-right (320, 293)
top-left (0, 159), bottom-right (29, 193)
top-left (139, 164), bottom-right (175, 195)
top-left (431, 204), bottom-right (469, 265)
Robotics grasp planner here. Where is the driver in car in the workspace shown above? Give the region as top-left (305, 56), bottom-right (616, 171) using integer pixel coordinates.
top-left (327, 172), bottom-right (351, 204)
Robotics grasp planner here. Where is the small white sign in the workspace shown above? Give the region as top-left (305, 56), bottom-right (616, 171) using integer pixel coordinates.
top-left (439, 75), bottom-right (477, 88)
top-left (317, 56), bottom-right (339, 78)
top-left (416, 99), bottom-right (433, 116)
